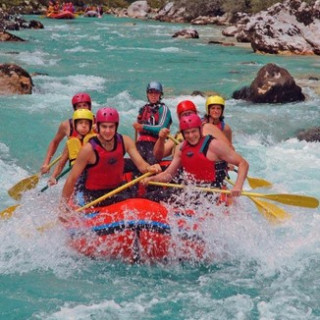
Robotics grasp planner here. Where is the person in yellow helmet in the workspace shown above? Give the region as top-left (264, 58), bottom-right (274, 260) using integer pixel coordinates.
top-left (40, 92), bottom-right (92, 174)
top-left (48, 109), bottom-right (96, 186)
top-left (204, 95), bottom-right (232, 144)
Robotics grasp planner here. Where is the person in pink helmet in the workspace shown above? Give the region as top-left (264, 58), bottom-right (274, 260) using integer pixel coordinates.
top-left (40, 92), bottom-right (92, 174)
top-left (142, 114), bottom-right (248, 200)
top-left (61, 107), bottom-right (162, 209)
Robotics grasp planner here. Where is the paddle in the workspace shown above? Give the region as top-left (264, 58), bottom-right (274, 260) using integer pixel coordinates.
top-left (8, 155), bottom-right (62, 201)
top-left (0, 204), bottom-right (20, 220)
top-left (37, 172), bottom-right (153, 233)
top-left (75, 172), bottom-right (152, 211)
top-left (1, 164), bottom-right (70, 220)
top-left (248, 197), bottom-right (291, 223)
top-left (147, 181), bottom-right (319, 208)
top-left (148, 180), bottom-right (291, 222)
top-left (40, 166), bottom-right (72, 193)
top-left (232, 168), bottom-right (272, 189)
top-left (225, 178), bottom-right (291, 222)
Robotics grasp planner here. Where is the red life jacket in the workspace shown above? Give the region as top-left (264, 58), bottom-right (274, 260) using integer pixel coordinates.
top-left (180, 135), bottom-right (216, 183)
top-left (216, 121), bottom-right (224, 131)
top-left (84, 134), bottom-right (125, 190)
top-left (137, 103), bottom-right (161, 142)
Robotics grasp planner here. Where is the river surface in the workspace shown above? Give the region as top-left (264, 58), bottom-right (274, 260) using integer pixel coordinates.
top-left (0, 14), bottom-right (320, 320)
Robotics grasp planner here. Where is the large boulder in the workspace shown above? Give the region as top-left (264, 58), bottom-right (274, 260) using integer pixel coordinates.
top-left (0, 30), bottom-right (25, 42)
top-left (232, 63), bottom-right (305, 103)
top-left (0, 64), bottom-right (33, 95)
top-left (297, 127), bottom-right (320, 142)
top-left (229, 0), bottom-right (320, 55)
top-left (127, 1), bottom-right (150, 19)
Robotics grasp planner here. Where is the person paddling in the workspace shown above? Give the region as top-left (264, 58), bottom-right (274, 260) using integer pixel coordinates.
top-left (48, 109), bottom-right (95, 186)
top-left (132, 81), bottom-right (172, 165)
top-left (40, 92), bottom-right (92, 174)
top-left (153, 100), bottom-right (231, 161)
top-left (61, 107), bottom-right (162, 209)
top-left (142, 114), bottom-right (248, 201)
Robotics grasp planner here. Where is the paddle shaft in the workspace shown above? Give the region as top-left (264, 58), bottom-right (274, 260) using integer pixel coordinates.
top-left (40, 166), bottom-right (72, 192)
top-left (76, 172), bottom-right (152, 211)
top-left (148, 181), bottom-right (318, 208)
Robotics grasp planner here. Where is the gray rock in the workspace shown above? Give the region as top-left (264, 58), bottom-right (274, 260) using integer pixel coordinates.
top-left (127, 1), bottom-right (150, 19)
top-left (297, 127), bottom-right (320, 142)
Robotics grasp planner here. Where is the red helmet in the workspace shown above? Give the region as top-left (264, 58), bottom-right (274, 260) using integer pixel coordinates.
top-left (71, 92), bottom-right (92, 109)
top-left (96, 107), bottom-right (119, 124)
top-left (176, 100), bottom-right (197, 117)
top-left (179, 114), bottom-right (202, 131)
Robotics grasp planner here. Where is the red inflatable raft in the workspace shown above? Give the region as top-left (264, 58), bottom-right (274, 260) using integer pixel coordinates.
top-left (47, 11), bottom-right (75, 19)
top-left (64, 198), bottom-right (207, 263)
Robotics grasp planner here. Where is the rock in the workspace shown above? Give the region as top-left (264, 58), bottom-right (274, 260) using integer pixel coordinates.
top-left (172, 29), bottom-right (199, 39)
top-left (0, 63), bottom-right (33, 95)
top-left (242, 0), bottom-right (320, 55)
top-left (127, 1), bottom-right (150, 19)
top-left (28, 20), bottom-right (44, 29)
top-left (155, 2), bottom-right (188, 23)
top-left (232, 63), bottom-right (305, 103)
top-left (191, 90), bottom-right (205, 97)
top-left (0, 31), bottom-right (25, 42)
top-left (297, 127), bottom-right (320, 142)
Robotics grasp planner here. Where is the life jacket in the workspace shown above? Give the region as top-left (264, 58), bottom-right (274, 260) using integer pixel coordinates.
top-left (180, 135), bottom-right (226, 186)
top-left (84, 134), bottom-right (125, 190)
top-left (137, 103), bottom-right (162, 142)
top-left (67, 132), bottom-right (96, 165)
top-left (215, 120), bottom-right (225, 131)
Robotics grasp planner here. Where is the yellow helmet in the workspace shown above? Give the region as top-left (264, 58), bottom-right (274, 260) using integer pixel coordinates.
top-left (72, 109), bottom-right (94, 122)
top-left (205, 95), bottom-right (225, 115)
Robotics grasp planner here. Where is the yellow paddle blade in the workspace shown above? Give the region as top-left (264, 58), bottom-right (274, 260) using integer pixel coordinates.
top-left (246, 176), bottom-right (272, 189)
top-left (37, 221), bottom-right (57, 233)
top-left (233, 169), bottom-right (272, 189)
top-left (249, 197), bottom-right (291, 223)
top-left (8, 174), bottom-right (40, 201)
top-left (168, 134), bottom-right (180, 145)
top-left (7, 155), bottom-right (62, 200)
top-left (76, 172), bottom-right (153, 211)
top-left (0, 204), bottom-right (21, 219)
top-left (242, 192), bottom-right (319, 208)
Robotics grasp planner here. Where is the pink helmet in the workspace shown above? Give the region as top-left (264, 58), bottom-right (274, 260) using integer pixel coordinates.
top-left (96, 107), bottom-right (119, 124)
top-left (72, 92), bottom-right (92, 109)
top-left (179, 114), bottom-right (202, 131)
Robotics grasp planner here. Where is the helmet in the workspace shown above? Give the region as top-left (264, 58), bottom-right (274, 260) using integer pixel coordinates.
top-left (72, 92), bottom-right (92, 109)
top-left (146, 81), bottom-right (163, 94)
top-left (205, 95), bottom-right (225, 115)
top-left (179, 114), bottom-right (202, 132)
top-left (176, 100), bottom-right (197, 117)
top-left (96, 107), bottom-right (119, 124)
top-left (72, 109), bottom-right (94, 122)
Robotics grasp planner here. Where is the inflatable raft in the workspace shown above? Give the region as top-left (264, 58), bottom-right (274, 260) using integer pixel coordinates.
top-left (47, 11), bottom-right (75, 19)
top-left (64, 198), bottom-right (206, 263)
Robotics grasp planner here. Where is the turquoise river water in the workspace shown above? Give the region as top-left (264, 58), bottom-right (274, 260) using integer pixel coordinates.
top-left (0, 14), bottom-right (320, 320)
